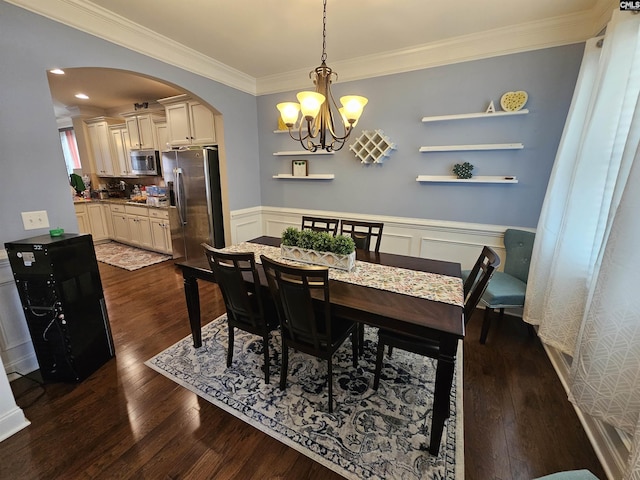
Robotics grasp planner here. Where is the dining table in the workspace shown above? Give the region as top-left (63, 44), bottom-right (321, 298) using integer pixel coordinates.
top-left (175, 235), bottom-right (464, 456)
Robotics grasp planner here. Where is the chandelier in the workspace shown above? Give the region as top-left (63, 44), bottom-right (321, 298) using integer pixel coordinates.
top-left (276, 0), bottom-right (368, 152)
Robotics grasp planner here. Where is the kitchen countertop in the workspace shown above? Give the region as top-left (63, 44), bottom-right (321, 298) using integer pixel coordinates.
top-left (73, 198), bottom-right (170, 209)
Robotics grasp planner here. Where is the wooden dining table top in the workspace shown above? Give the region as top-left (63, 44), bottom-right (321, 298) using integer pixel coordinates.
top-left (179, 236), bottom-right (465, 340)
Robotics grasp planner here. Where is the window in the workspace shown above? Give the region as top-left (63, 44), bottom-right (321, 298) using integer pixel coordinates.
top-left (59, 128), bottom-right (81, 174)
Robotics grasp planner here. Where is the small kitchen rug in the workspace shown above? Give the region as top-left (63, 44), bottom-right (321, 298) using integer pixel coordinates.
top-left (145, 314), bottom-right (463, 480)
top-left (94, 241), bottom-right (172, 271)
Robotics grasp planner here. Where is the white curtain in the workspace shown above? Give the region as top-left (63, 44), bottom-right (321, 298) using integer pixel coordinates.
top-left (523, 10), bottom-right (640, 479)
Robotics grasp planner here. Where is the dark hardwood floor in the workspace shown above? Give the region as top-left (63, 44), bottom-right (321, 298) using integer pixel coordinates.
top-left (1, 259), bottom-right (606, 479)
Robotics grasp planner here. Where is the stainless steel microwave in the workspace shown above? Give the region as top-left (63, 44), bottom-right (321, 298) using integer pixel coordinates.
top-left (130, 150), bottom-right (161, 176)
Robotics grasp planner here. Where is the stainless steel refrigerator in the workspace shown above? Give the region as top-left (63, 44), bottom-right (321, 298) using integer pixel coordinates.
top-left (162, 147), bottom-right (225, 261)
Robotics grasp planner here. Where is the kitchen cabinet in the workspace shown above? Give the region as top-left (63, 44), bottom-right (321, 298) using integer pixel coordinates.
top-left (123, 112), bottom-right (165, 150)
top-left (108, 202), bottom-right (170, 253)
top-left (75, 203), bottom-right (90, 234)
top-left (109, 124), bottom-right (134, 177)
top-left (127, 214), bottom-right (152, 249)
top-left (149, 209), bottom-right (172, 254)
top-left (74, 202), bottom-right (109, 242)
top-left (86, 117), bottom-right (120, 176)
top-left (158, 94), bottom-right (216, 146)
top-left (155, 121), bottom-right (169, 151)
top-left (124, 204), bottom-right (152, 250)
top-left (110, 204), bottom-right (130, 243)
top-left (87, 203), bottom-right (109, 241)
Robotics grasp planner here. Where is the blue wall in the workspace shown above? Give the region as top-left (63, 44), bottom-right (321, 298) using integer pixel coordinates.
top-left (257, 44), bottom-right (584, 228)
top-left (0, 0), bottom-right (584, 253)
top-left (0, 2), bottom-right (260, 249)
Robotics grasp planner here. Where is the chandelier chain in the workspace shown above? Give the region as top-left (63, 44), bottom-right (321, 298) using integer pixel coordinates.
top-left (321, 0), bottom-right (327, 63)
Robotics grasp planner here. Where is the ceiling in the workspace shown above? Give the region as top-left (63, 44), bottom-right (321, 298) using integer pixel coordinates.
top-left (19, 0), bottom-right (615, 119)
top-left (83, 0), bottom-right (608, 79)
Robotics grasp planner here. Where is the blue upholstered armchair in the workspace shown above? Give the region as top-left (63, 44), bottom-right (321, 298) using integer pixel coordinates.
top-left (463, 228), bottom-right (535, 343)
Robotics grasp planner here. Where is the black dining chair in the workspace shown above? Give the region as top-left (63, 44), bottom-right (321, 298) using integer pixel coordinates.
top-left (373, 246), bottom-right (500, 390)
top-left (202, 244), bottom-right (279, 383)
top-left (339, 220), bottom-right (384, 252)
top-left (301, 216), bottom-right (340, 235)
top-left (260, 254), bottom-right (358, 413)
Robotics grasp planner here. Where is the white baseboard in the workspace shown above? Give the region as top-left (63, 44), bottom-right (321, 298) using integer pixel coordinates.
top-left (544, 344), bottom-right (628, 480)
top-left (0, 406), bottom-right (30, 443)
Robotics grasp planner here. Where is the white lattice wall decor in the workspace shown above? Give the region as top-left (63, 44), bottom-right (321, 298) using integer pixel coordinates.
top-left (349, 129), bottom-right (396, 164)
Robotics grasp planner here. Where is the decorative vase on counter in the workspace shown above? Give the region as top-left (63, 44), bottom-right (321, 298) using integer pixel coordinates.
top-left (280, 245), bottom-right (356, 272)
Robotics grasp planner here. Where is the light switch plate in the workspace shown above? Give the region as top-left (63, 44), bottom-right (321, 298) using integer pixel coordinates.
top-left (21, 210), bottom-right (50, 230)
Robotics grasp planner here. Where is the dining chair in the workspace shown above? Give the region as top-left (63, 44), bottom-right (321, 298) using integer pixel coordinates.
top-left (339, 220), bottom-right (384, 252)
top-left (462, 228), bottom-right (535, 344)
top-left (260, 254), bottom-right (358, 413)
top-left (301, 215), bottom-right (340, 235)
top-left (202, 244), bottom-right (279, 383)
top-left (373, 246), bottom-right (500, 391)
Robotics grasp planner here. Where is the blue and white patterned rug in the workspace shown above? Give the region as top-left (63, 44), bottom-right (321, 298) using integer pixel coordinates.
top-left (145, 314), bottom-right (463, 479)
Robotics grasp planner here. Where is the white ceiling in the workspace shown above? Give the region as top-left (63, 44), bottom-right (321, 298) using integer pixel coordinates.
top-left (78, 0), bottom-right (609, 79)
top-left (9, 0), bottom-right (616, 116)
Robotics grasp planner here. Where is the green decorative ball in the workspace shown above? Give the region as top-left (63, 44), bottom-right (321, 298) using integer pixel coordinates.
top-left (453, 162), bottom-right (474, 179)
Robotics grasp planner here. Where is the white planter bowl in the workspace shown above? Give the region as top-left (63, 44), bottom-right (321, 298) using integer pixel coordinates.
top-left (280, 245), bottom-right (356, 272)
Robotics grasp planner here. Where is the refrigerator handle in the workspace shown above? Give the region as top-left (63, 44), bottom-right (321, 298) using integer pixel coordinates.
top-left (174, 167), bottom-right (187, 226)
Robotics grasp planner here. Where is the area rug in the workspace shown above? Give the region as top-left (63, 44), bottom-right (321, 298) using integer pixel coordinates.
top-left (145, 314), bottom-right (463, 480)
top-left (94, 241), bottom-right (172, 271)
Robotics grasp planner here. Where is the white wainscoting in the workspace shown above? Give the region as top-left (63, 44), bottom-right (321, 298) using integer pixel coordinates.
top-left (0, 251), bottom-right (38, 378)
top-left (229, 205), bottom-right (528, 271)
top-left (0, 250), bottom-right (31, 442)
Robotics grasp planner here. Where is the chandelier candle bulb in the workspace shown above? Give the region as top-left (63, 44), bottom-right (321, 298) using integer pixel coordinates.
top-left (340, 96), bottom-right (368, 123)
top-left (297, 91), bottom-right (325, 120)
top-left (277, 102), bottom-right (301, 127)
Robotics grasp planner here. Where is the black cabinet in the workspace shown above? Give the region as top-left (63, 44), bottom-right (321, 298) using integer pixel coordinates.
top-left (4, 233), bottom-right (114, 382)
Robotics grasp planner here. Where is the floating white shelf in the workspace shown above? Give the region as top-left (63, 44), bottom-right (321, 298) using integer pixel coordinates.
top-left (419, 143), bottom-right (523, 152)
top-left (273, 174), bottom-right (335, 180)
top-left (416, 175), bottom-right (518, 184)
top-left (421, 109), bottom-right (529, 123)
top-left (273, 150), bottom-right (334, 156)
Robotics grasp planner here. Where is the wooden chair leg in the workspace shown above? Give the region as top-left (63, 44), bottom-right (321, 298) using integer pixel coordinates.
top-left (227, 326), bottom-right (234, 367)
top-left (262, 334), bottom-right (270, 384)
top-left (358, 324), bottom-right (364, 356)
top-left (351, 330), bottom-right (358, 368)
top-left (480, 308), bottom-right (492, 344)
top-left (279, 344), bottom-right (288, 391)
top-left (327, 359), bottom-right (333, 413)
top-left (373, 339), bottom-right (385, 390)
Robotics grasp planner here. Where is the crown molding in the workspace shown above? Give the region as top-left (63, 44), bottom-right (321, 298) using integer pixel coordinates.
top-left (7, 0), bottom-right (617, 97)
top-left (5, 0), bottom-right (257, 95)
top-left (257, 7), bottom-right (615, 95)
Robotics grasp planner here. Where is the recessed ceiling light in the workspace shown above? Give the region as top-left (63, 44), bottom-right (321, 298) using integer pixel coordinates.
top-left (75, 93), bottom-right (89, 100)
top-left (49, 68), bottom-right (65, 75)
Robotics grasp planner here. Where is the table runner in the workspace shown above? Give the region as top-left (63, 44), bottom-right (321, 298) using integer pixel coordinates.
top-left (221, 242), bottom-right (463, 307)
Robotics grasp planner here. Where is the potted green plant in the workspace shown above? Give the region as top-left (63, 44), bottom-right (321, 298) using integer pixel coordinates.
top-left (280, 227), bottom-right (356, 271)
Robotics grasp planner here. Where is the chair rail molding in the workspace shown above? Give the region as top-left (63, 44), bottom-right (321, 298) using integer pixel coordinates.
top-left (228, 205), bottom-right (535, 271)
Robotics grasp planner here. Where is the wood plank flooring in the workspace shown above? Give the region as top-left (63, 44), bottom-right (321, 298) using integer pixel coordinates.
top-left (1, 259), bottom-right (606, 479)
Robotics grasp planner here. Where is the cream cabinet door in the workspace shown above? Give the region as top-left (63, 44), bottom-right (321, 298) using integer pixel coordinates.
top-left (112, 213), bottom-right (129, 243)
top-left (87, 203), bottom-right (108, 241)
top-left (150, 218), bottom-right (171, 254)
top-left (189, 102), bottom-right (216, 145)
top-left (165, 103), bottom-right (191, 146)
top-left (87, 122), bottom-right (115, 176)
top-left (109, 126), bottom-right (133, 177)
